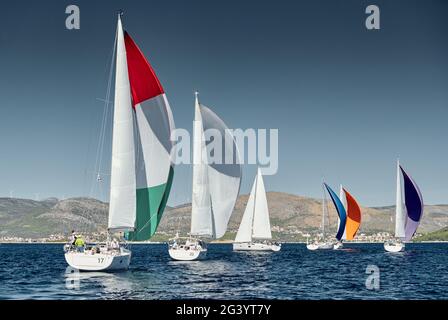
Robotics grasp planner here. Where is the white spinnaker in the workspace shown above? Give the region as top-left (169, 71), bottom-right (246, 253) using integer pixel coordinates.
top-left (108, 17), bottom-right (137, 231)
top-left (252, 169), bottom-right (272, 240)
top-left (190, 96), bottom-right (213, 236)
top-left (339, 185), bottom-right (347, 240)
top-left (395, 160), bottom-right (406, 238)
top-left (198, 103), bottom-right (242, 239)
top-left (234, 178), bottom-right (256, 243)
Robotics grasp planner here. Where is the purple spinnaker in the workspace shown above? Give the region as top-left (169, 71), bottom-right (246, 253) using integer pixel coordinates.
top-left (400, 166), bottom-right (424, 241)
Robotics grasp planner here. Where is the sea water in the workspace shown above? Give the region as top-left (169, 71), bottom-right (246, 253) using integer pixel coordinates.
top-left (0, 243), bottom-right (446, 300)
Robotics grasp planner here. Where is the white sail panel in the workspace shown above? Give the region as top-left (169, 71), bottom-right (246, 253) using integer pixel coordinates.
top-left (252, 170), bottom-right (272, 240)
top-left (135, 95), bottom-right (174, 190)
top-left (190, 97), bottom-right (213, 236)
top-left (339, 185), bottom-right (347, 240)
top-left (199, 104), bottom-right (242, 239)
top-left (108, 17), bottom-right (137, 231)
top-left (395, 160), bottom-right (406, 238)
top-left (234, 180), bottom-right (256, 243)
top-left (208, 166), bottom-right (241, 238)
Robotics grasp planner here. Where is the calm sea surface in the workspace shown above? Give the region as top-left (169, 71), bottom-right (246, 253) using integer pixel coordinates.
top-left (0, 243), bottom-right (447, 300)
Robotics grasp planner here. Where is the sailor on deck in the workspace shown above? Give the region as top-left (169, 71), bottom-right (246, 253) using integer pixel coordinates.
top-left (70, 230), bottom-right (77, 245)
top-left (74, 236), bottom-right (85, 252)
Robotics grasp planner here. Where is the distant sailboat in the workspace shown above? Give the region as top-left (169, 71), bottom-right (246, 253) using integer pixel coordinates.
top-left (233, 168), bottom-right (281, 252)
top-left (307, 182), bottom-right (341, 251)
top-left (65, 14), bottom-right (175, 271)
top-left (384, 160), bottom-right (423, 252)
top-left (168, 93), bottom-right (242, 261)
top-left (333, 185), bottom-right (362, 249)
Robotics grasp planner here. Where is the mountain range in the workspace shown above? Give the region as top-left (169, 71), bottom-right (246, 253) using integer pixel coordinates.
top-left (1, 192), bottom-right (447, 241)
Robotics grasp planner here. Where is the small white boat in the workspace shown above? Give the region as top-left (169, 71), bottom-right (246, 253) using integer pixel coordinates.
top-left (333, 241), bottom-right (343, 250)
top-left (384, 241), bottom-right (405, 253)
top-left (233, 242), bottom-right (281, 252)
top-left (384, 160), bottom-right (423, 253)
top-left (307, 183), bottom-right (342, 251)
top-left (168, 93), bottom-right (242, 261)
top-left (233, 169), bottom-right (281, 252)
top-left (307, 182), bottom-right (361, 251)
top-left (306, 241), bottom-right (334, 251)
top-left (168, 236), bottom-right (207, 261)
top-left (65, 14), bottom-right (175, 271)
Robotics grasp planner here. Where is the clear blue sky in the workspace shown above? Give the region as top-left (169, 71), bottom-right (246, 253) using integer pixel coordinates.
top-left (0, 0), bottom-right (447, 206)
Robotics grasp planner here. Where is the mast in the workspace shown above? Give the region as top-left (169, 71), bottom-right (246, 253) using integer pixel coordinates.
top-left (191, 91), bottom-right (201, 232)
top-left (321, 182), bottom-right (326, 238)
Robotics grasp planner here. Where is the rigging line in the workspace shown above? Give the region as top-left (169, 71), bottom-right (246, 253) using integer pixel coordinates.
top-left (134, 209), bottom-right (161, 237)
top-left (91, 30), bottom-right (117, 199)
top-left (96, 64), bottom-right (115, 175)
top-left (78, 43), bottom-right (115, 239)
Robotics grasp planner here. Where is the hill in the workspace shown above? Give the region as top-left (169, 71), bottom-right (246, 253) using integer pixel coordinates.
top-left (414, 227), bottom-right (448, 242)
top-left (1, 193), bottom-right (447, 241)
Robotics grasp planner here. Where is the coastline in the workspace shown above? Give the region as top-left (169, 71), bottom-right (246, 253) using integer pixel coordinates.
top-left (1, 241), bottom-right (447, 245)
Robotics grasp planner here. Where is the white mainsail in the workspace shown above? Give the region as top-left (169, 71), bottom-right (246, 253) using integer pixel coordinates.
top-left (235, 169), bottom-right (272, 242)
top-left (252, 169), bottom-right (272, 239)
top-left (234, 179), bottom-right (256, 243)
top-left (108, 16), bottom-right (136, 231)
top-left (190, 94), bottom-right (213, 236)
top-left (395, 160), bottom-right (406, 238)
top-left (190, 93), bottom-right (241, 239)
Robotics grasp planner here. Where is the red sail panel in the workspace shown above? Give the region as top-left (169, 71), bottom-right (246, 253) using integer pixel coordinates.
top-left (343, 189), bottom-right (361, 240)
top-left (124, 32), bottom-right (164, 107)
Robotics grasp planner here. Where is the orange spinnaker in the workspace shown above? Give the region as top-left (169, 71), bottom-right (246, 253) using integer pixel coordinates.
top-left (343, 189), bottom-right (361, 240)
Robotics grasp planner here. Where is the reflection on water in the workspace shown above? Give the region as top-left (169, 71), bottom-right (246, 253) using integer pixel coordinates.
top-left (0, 243), bottom-right (447, 300)
top-left (70, 272), bottom-right (134, 298)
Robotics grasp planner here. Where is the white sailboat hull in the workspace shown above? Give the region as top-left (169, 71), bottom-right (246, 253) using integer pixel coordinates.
top-left (64, 248), bottom-right (131, 271)
top-left (384, 241), bottom-right (405, 253)
top-left (168, 247), bottom-right (207, 261)
top-left (333, 242), bottom-right (343, 250)
top-left (233, 242), bottom-right (281, 252)
top-left (306, 242), bottom-right (334, 251)
top-left (168, 238), bottom-right (207, 261)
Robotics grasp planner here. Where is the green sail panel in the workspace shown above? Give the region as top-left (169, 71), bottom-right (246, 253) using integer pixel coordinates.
top-left (126, 167), bottom-right (174, 241)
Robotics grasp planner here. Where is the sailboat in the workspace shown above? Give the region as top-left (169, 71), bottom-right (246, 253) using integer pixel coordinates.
top-left (168, 92), bottom-right (241, 261)
top-left (333, 185), bottom-right (362, 249)
top-left (307, 183), bottom-right (342, 250)
top-left (384, 160), bottom-right (423, 252)
top-left (233, 169), bottom-right (281, 252)
top-left (65, 14), bottom-right (175, 271)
